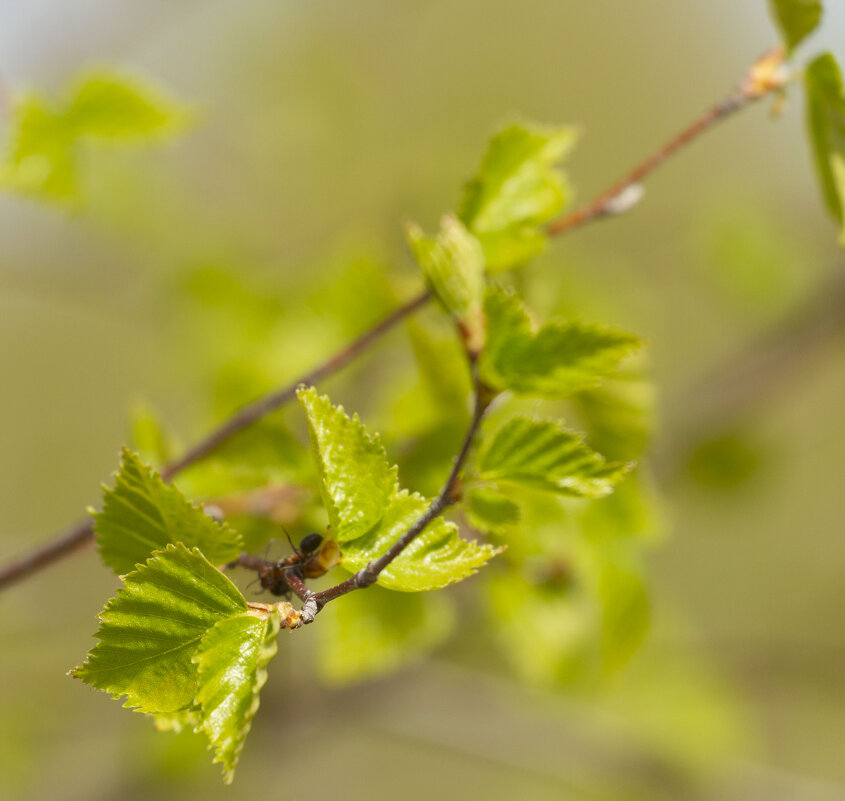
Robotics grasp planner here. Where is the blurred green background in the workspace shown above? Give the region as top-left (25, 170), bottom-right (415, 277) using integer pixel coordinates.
top-left (1, 1), bottom-right (845, 799)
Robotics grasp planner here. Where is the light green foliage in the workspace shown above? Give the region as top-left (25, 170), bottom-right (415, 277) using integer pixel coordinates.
top-left (94, 449), bottom-right (243, 575)
top-left (193, 611), bottom-right (281, 784)
top-left (298, 386), bottom-right (500, 590)
top-left (71, 544), bottom-right (247, 713)
top-left (805, 54), bottom-right (845, 242)
top-left (465, 487), bottom-right (521, 534)
top-left (459, 122), bottom-right (576, 271)
top-left (297, 387), bottom-right (397, 544)
top-left (487, 567), bottom-right (591, 686)
top-left (481, 286), bottom-right (641, 397)
top-left (338, 489), bottom-right (498, 590)
top-left (406, 215), bottom-right (486, 351)
top-left (0, 70), bottom-right (190, 201)
top-left (475, 417), bottom-right (630, 498)
top-left (317, 585), bottom-right (454, 684)
top-left (768, 0), bottom-right (822, 52)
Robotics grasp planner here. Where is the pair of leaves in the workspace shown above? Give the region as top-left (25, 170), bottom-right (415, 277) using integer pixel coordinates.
top-left (481, 286), bottom-right (641, 398)
top-left (298, 386), bottom-right (500, 590)
top-left (805, 54), bottom-right (845, 243)
top-left (0, 70), bottom-right (190, 202)
top-left (405, 122), bottom-right (576, 352)
top-left (72, 543), bottom-right (283, 783)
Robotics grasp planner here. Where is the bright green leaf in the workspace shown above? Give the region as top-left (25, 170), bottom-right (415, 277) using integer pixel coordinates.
top-left (94, 449), bottom-right (243, 575)
top-left (406, 215), bottom-right (486, 352)
top-left (317, 584), bottom-right (454, 684)
top-left (71, 543), bottom-right (247, 713)
top-left (298, 388), bottom-right (500, 590)
top-left (481, 286), bottom-right (641, 397)
top-left (339, 489), bottom-right (499, 591)
top-left (805, 54), bottom-right (845, 243)
top-left (0, 69), bottom-right (190, 202)
top-left (193, 610), bottom-right (281, 784)
top-left (459, 122), bottom-right (576, 271)
top-left (297, 387), bottom-right (396, 543)
top-left (465, 487), bottom-right (521, 534)
top-left (768, 0), bottom-right (822, 53)
top-left (476, 417), bottom-right (630, 498)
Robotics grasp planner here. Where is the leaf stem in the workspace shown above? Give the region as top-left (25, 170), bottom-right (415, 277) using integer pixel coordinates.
top-left (0, 49), bottom-right (785, 592)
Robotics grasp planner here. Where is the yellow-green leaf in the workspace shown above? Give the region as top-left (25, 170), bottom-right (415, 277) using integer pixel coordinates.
top-left (768, 0), bottom-right (822, 53)
top-left (459, 122), bottom-right (576, 271)
top-left (193, 610), bottom-right (281, 784)
top-left (0, 69), bottom-right (191, 202)
top-left (476, 417), bottom-right (631, 498)
top-left (94, 448), bottom-right (243, 575)
top-left (406, 215), bottom-right (486, 353)
top-left (480, 286), bottom-right (641, 397)
top-left (805, 53), bottom-right (845, 243)
top-left (71, 544), bottom-right (246, 714)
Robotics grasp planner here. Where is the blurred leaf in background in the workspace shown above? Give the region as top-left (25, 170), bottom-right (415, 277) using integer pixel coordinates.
top-left (805, 53), bottom-right (845, 243)
top-left (0, 70), bottom-right (191, 202)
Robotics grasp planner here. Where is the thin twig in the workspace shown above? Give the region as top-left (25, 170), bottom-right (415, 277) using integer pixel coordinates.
top-left (0, 291), bottom-right (429, 591)
top-left (547, 46), bottom-right (787, 237)
top-left (298, 370), bottom-right (491, 624)
top-left (0, 49), bottom-right (786, 592)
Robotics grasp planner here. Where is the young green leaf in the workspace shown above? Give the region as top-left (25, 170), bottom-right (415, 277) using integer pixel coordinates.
top-left (297, 387), bottom-right (397, 543)
top-left (406, 215), bottom-right (486, 353)
top-left (94, 448), bottom-right (243, 575)
top-left (71, 543), bottom-right (247, 714)
top-left (768, 0), bottom-right (822, 53)
top-left (459, 122), bottom-right (576, 271)
top-left (339, 490), bottom-right (500, 591)
top-left (298, 387), bottom-right (500, 590)
top-left (317, 584), bottom-right (454, 684)
top-left (805, 54), bottom-right (845, 243)
top-left (475, 417), bottom-right (630, 498)
top-left (465, 487), bottom-right (521, 534)
top-left (0, 69), bottom-right (190, 201)
top-left (480, 286), bottom-right (641, 397)
top-left (193, 610), bottom-right (281, 784)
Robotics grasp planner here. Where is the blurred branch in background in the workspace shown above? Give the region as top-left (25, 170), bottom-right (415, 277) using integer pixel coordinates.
top-left (0, 48), bottom-right (789, 592)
